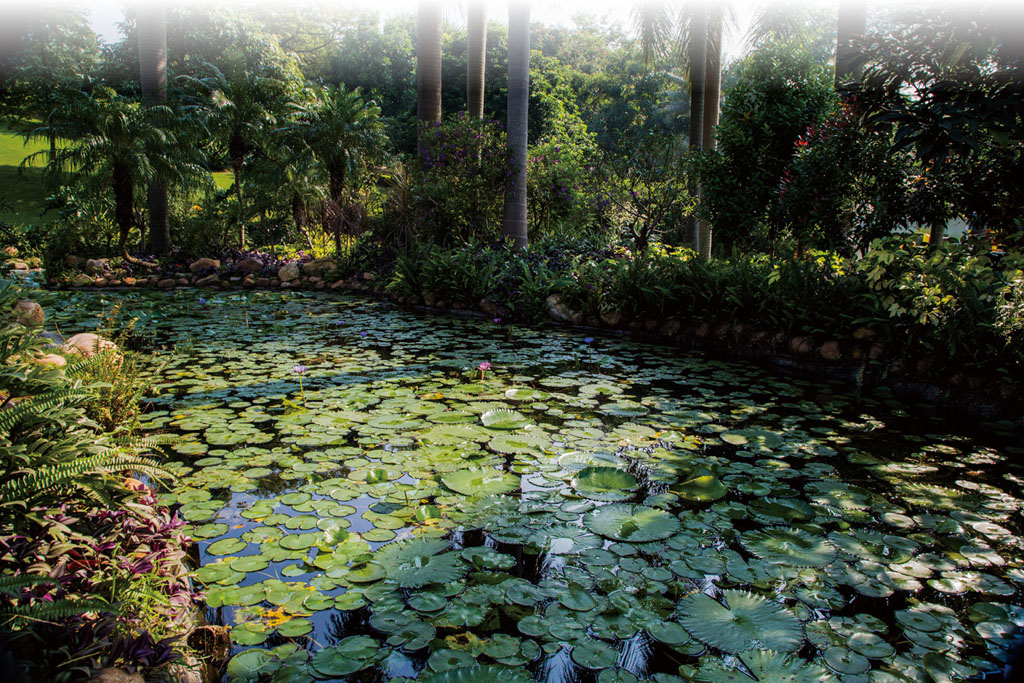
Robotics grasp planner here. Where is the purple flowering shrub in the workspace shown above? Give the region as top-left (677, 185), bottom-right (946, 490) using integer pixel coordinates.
top-left (0, 481), bottom-right (197, 680)
top-left (412, 113), bottom-right (508, 244)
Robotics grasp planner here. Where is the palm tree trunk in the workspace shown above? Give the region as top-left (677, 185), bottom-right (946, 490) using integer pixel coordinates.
top-left (686, 0), bottom-right (708, 250)
top-left (416, 0), bottom-right (443, 156)
top-left (698, 3), bottom-right (722, 259)
top-left (138, 2), bottom-right (171, 255)
top-left (835, 0), bottom-right (867, 97)
top-left (233, 161), bottom-right (245, 249)
top-left (467, 1), bottom-right (487, 119)
top-left (502, 0), bottom-right (530, 249)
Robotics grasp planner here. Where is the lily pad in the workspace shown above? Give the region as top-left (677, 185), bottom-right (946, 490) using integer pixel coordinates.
top-left (584, 504), bottom-right (681, 542)
top-left (678, 590), bottom-right (803, 654)
top-left (571, 467), bottom-right (639, 501)
top-left (442, 468), bottom-right (520, 497)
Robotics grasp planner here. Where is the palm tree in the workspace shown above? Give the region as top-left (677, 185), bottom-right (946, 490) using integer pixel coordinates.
top-left (417, 0), bottom-right (443, 155)
top-left (182, 63), bottom-right (291, 248)
top-left (685, 1), bottom-right (708, 249)
top-left (137, 2), bottom-right (170, 255)
top-left (280, 85), bottom-right (385, 254)
top-left (698, 2), bottom-right (723, 258)
top-left (502, 0), bottom-right (530, 249)
top-left (633, 1), bottom-right (715, 253)
top-left (467, 1), bottom-right (487, 119)
top-left (24, 87), bottom-right (202, 263)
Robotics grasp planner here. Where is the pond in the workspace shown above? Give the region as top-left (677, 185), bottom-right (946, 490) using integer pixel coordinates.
top-left (51, 289), bottom-right (1024, 682)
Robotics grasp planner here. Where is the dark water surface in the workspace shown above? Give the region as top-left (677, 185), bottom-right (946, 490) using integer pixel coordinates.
top-left (48, 289), bottom-right (1024, 682)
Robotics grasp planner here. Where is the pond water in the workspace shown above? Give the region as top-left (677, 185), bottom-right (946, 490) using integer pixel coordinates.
top-left (50, 290), bottom-right (1024, 682)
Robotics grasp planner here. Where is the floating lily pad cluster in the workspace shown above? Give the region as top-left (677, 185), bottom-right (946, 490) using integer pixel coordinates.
top-left (50, 290), bottom-right (1024, 682)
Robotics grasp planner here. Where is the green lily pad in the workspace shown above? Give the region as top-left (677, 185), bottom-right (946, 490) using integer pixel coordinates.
top-left (584, 504), bottom-right (681, 542)
top-left (442, 468), bottom-right (520, 496)
top-left (480, 409), bottom-right (531, 430)
top-left (678, 589), bottom-right (803, 654)
top-left (571, 467), bottom-right (639, 502)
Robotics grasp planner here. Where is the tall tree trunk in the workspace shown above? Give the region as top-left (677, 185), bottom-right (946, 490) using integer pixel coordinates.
top-left (112, 163), bottom-right (135, 256)
top-left (233, 161), bottom-right (245, 249)
top-left (467, 1), bottom-right (487, 119)
top-left (138, 1), bottom-right (171, 255)
top-left (416, 0), bottom-right (443, 156)
top-left (835, 0), bottom-right (867, 97)
top-left (502, 1), bottom-right (530, 250)
top-left (698, 3), bottom-right (722, 259)
top-left (686, 1), bottom-right (708, 250)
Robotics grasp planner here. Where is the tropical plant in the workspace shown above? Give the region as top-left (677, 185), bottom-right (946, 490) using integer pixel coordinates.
top-left (137, 2), bottom-right (171, 255)
top-left (22, 86), bottom-right (206, 263)
top-left (279, 84), bottom-right (386, 253)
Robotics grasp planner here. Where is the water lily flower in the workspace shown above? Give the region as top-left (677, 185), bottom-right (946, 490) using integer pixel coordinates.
top-left (493, 317), bottom-right (502, 324)
top-left (293, 365), bottom-right (308, 374)
top-left (478, 361), bottom-right (491, 380)
top-left (361, 331), bottom-right (368, 337)
top-left (293, 365), bottom-right (308, 406)
top-left (198, 298), bottom-right (206, 305)
top-left (584, 337), bottom-right (595, 344)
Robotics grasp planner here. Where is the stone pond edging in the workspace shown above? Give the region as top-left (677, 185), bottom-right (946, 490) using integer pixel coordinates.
top-left (48, 266), bottom-right (1024, 432)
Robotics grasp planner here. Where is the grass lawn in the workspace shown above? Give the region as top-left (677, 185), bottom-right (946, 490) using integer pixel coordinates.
top-left (0, 124), bottom-right (54, 226)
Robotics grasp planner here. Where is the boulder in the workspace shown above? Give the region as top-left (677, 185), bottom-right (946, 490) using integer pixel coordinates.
top-left (62, 333), bottom-right (117, 358)
top-left (600, 310), bottom-right (624, 327)
top-left (84, 258), bottom-right (109, 274)
top-left (234, 257), bottom-right (264, 274)
top-left (545, 294), bottom-right (576, 323)
top-left (93, 278), bottom-right (107, 287)
top-left (157, 278), bottom-right (175, 288)
top-left (242, 275), bottom-right (255, 287)
top-left (71, 273), bottom-right (93, 287)
top-left (478, 298), bottom-right (498, 316)
top-left (176, 277), bottom-right (189, 287)
top-left (123, 277), bottom-right (137, 286)
top-left (93, 668), bottom-right (144, 683)
top-left (2, 246), bottom-right (17, 257)
top-left (256, 278), bottom-right (269, 287)
top-left (106, 279), bottom-right (121, 287)
top-left (788, 336), bottom-right (814, 356)
top-left (660, 320), bottom-right (682, 337)
top-left (189, 258), bottom-right (221, 274)
top-left (300, 258), bottom-right (337, 276)
top-left (852, 326), bottom-right (877, 340)
top-left (10, 261), bottom-right (29, 271)
top-left (278, 263), bottom-right (300, 282)
top-left (819, 340), bottom-right (842, 361)
top-left (12, 300), bottom-right (44, 327)
top-left (362, 271), bottom-right (375, 281)
top-left (195, 273), bottom-right (219, 287)
top-left (35, 353), bottom-right (67, 369)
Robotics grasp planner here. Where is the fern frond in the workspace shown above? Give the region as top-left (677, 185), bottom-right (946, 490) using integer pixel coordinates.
top-left (0, 575), bottom-right (59, 595)
top-left (1, 599), bottom-right (112, 623)
top-left (0, 389), bottom-right (94, 434)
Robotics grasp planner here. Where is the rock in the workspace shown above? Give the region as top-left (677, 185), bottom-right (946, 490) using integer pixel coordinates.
top-left (331, 280), bottom-right (345, 290)
top-left (545, 294), bottom-right (576, 323)
top-left (3, 246), bottom-right (17, 257)
top-left (35, 353), bottom-right (67, 368)
top-left (12, 300), bottom-right (44, 327)
top-left (189, 258), bottom-right (221, 274)
top-left (600, 310), bottom-right (624, 327)
top-left (62, 333), bottom-right (117, 358)
top-left (362, 271), bottom-right (375, 281)
top-left (176, 277), bottom-right (189, 287)
top-left (84, 258), bottom-right (109, 274)
top-left (256, 277), bottom-right (270, 287)
top-left (64, 255), bottom-right (82, 269)
top-left (157, 278), bottom-right (175, 288)
top-left (660, 320), bottom-right (682, 337)
top-left (93, 668), bottom-right (144, 683)
top-left (694, 322), bottom-right (712, 339)
top-left (478, 298), bottom-right (498, 316)
top-left (789, 336), bottom-right (814, 355)
top-left (10, 261), bottom-right (29, 271)
top-left (315, 281), bottom-right (325, 289)
top-left (93, 278), bottom-right (107, 287)
top-left (123, 277), bottom-right (137, 286)
top-left (106, 279), bottom-right (121, 287)
top-left (645, 318), bottom-right (660, 333)
top-left (71, 273), bottom-right (93, 287)
top-left (300, 258), bottom-right (337, 276)
top-left (423, 292), bottom-right (438, 307)
top-left (234, 257), bottom-right (264, 274)
top-left (242, 275), bottom-right (255, 287)
top-left (819, 340), bottom-right (842, 361)
top-left (195, 274), bottom-right (219, 287)
top-left (852, 326), bottom-right (877, 340)
top-left (278, 263), bottom-right (300, 282)
top-left (868, 342), bottom-right (885, 360)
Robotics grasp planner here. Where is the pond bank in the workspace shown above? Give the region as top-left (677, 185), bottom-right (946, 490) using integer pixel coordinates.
top-left (46, 273), bottom-right (1023, 431)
